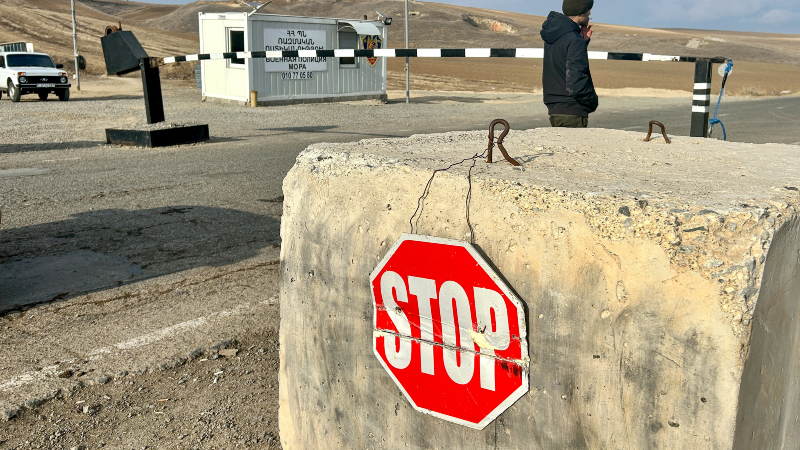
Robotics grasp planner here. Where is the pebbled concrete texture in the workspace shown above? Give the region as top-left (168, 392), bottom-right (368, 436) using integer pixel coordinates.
top-left (279, 128), bottom-right (800, 449)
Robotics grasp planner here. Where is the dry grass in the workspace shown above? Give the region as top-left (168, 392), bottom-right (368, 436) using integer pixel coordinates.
top-left (161, 62), bottom-right (199, 81)
top-left (732, 86), bottom-right (769, 97)
top-left (387, 58), bottom-right (800, 97)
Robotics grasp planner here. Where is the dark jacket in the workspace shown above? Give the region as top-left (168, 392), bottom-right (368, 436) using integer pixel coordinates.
top-left (540, 11), bottom-right (598, 117)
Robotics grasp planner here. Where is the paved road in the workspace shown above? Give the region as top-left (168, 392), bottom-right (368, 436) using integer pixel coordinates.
top-left (236, 92), bottom-right (800, 199)
top-left (594, 95), bottom-right (800, 145)
top-left (252, 93), bottom-right (800, 200)
top-left (0, 83), bottom-right (797, 420)
top-left (392, 93), bottom-right (800, 145)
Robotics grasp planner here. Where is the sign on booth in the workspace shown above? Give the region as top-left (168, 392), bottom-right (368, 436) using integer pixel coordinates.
top-left (264, 29), bottom-right (327, 79)
top-left (370, 234), bottom-right (529, 429)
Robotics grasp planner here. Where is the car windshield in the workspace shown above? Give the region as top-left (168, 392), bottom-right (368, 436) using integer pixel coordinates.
top-left (6, 54), bottom-right (56, 68)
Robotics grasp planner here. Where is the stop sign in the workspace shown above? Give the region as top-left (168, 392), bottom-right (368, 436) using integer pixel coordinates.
top-left (370, 234), bottom-right (529, 429)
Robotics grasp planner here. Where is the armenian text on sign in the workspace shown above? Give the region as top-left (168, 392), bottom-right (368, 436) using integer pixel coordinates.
top-left (264, 29), bottom-right (327, 79)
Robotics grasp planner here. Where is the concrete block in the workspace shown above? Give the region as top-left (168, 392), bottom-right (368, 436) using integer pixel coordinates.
top-left (279, 128), bottom-right (800, 449)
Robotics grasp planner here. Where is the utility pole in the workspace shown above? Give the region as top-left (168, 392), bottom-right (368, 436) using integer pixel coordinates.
top-left (404, 0), bottom-right (409, 103)
top-left (71, 0), bottom-right (81, 90)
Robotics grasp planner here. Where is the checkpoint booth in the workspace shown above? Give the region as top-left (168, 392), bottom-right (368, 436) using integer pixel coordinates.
top-left (198, 12), bottom-right (387, 106)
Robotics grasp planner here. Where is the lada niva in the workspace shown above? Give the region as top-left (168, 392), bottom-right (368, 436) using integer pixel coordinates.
top-left (0, 42), bottom-right (71, 102)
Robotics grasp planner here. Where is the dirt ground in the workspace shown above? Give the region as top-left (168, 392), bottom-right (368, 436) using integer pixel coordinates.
top-left (0, 332), bottom-right (282, 449)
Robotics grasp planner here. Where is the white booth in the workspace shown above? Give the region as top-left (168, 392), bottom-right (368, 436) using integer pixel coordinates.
top-left (198, 12), bottom-right (388, 106)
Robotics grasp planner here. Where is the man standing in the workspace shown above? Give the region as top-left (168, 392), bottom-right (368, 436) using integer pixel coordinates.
top-left (541, 0), bottom-right (598, 127)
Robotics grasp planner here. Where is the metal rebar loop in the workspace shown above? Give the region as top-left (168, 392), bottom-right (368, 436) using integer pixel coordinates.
top-left (487, 119), bottom-right (521, 166)
top-left (644, 120), bottom-right (671, 144)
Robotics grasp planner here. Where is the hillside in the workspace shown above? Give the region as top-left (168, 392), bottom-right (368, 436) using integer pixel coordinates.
top-left (0, 0), bottom-right (798, 94)
top-left (0, 0), bottom-right (200, 78)
top-left (153, 0), bottom-right (800, 66)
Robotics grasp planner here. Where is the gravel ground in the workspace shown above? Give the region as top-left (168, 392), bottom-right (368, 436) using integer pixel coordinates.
top-left (0, 333), bottom-right (282, 450)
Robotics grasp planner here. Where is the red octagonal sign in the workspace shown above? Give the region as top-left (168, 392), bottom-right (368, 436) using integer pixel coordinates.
top-left (370, 234), bottom-right (529, 429)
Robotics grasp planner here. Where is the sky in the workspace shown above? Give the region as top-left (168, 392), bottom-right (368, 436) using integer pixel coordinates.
top-left (140, 0), bottom-right (800, 34)
top-left (430, 0), bottom-right (800, 34)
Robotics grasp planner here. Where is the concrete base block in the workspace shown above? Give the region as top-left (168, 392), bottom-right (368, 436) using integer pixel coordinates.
top-left (202, 93), bottom-right (387, 107)
top-left (105, 124), bottom-right (209, 147)
top-left (279, 128), bottom-right (800, 449)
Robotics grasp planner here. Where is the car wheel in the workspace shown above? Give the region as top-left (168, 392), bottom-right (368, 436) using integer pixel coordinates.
top-left (8, 81), bottom-right (20, 102)
top-left (57, 89), bottom-right (70, 101)
top-left (38, 92), bottom-right (48, 101)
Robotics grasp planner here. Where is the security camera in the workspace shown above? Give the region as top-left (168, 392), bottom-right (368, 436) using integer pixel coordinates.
top-left (377, 11), bottom-right (392, 25)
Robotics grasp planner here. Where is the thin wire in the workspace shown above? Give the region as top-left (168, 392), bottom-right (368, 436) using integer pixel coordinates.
top-left (409, 149), bottom-right (488, 241)
top-left (465, 155), bottom-right (479, 244)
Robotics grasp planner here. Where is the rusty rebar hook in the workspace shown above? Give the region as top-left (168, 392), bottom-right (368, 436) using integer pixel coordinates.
top-left (644, 121), bottom-right (671, 144)
top-left (487, 119), bottom-right (521, 166)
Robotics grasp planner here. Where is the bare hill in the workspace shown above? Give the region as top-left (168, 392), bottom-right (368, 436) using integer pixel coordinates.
top-left (143, 1), bottom-right (250, 33)
top-left (74, 0), bottom-right (155, 17)
top-left (0, 0), bottom-right (199, 78)
top-left (0, 0), bottom-right (797, 94)
top-left (145, 0), bottom-right (800, 66)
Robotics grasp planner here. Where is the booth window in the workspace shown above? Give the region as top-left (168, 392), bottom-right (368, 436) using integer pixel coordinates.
top-left (338, 28), bottom-right (358, 67)
top-left (228, 28), bottom-right (245, 66)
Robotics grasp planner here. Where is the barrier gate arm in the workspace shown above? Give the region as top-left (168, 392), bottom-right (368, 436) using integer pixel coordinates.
top-left (160, 48), bottom-right (728, 64)
top-left (160, 47), bottom-right (729, 138)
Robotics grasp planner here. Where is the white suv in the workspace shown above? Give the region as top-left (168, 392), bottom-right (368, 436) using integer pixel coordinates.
top-left (0, 43), bottom-right (71, 102)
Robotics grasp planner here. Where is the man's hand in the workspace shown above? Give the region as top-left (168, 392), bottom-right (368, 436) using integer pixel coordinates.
top-left (580, 24), bottom-right (593, 41)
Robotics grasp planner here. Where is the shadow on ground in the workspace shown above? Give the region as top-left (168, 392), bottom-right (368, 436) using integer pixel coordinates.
top-left (386, 95), bottom-right (487, 105)
top-left (0, 206), bottom-right (280, 314)
top-left (66, 95), bottom-right (144, 101)
top-left (517, 152), bottom-right (555, 164)
top-left (258, 125), bottom-right (398, 139)
top-left (0, 141), bottom-right (105, 153)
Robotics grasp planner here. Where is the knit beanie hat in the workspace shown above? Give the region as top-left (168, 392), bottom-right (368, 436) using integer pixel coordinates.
top-left (562, 0), bottom-right (594, 16)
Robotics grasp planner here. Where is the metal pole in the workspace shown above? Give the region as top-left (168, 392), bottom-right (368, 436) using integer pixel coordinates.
top-left (404, 0), bottom-right (409, 104)
top-left (70, 0), bottom-right (80, 90)
top-left (690, 59), bottom-right (712, 138)
top-left (140, 58), bottom-right (165, 124)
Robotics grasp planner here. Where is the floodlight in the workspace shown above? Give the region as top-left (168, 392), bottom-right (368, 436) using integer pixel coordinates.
top-left (377, 12), bottom-right (392, 25)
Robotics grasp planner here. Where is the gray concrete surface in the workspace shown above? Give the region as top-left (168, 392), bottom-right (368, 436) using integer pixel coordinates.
top-left (279, 128), bottom-right (800, 449)
top-left (0, 250), bottom-right (144, 312)
top-left (590, 95), bottom-right (800, 145)
top-left (734, 213), bottom-right (800, 450)
top-left (0, 79), bottom-right (798, 432)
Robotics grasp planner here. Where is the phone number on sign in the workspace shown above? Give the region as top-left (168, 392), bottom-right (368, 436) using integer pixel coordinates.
top-left (282, 72), bottom-right (314, 80)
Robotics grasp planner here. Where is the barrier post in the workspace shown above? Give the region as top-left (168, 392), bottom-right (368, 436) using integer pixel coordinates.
top-left (690, 59), bottom-right (712, 138)
top-left (101, 30), bottom-right (209, 147)
top-left (139, 57), bottom-right (165, 124)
